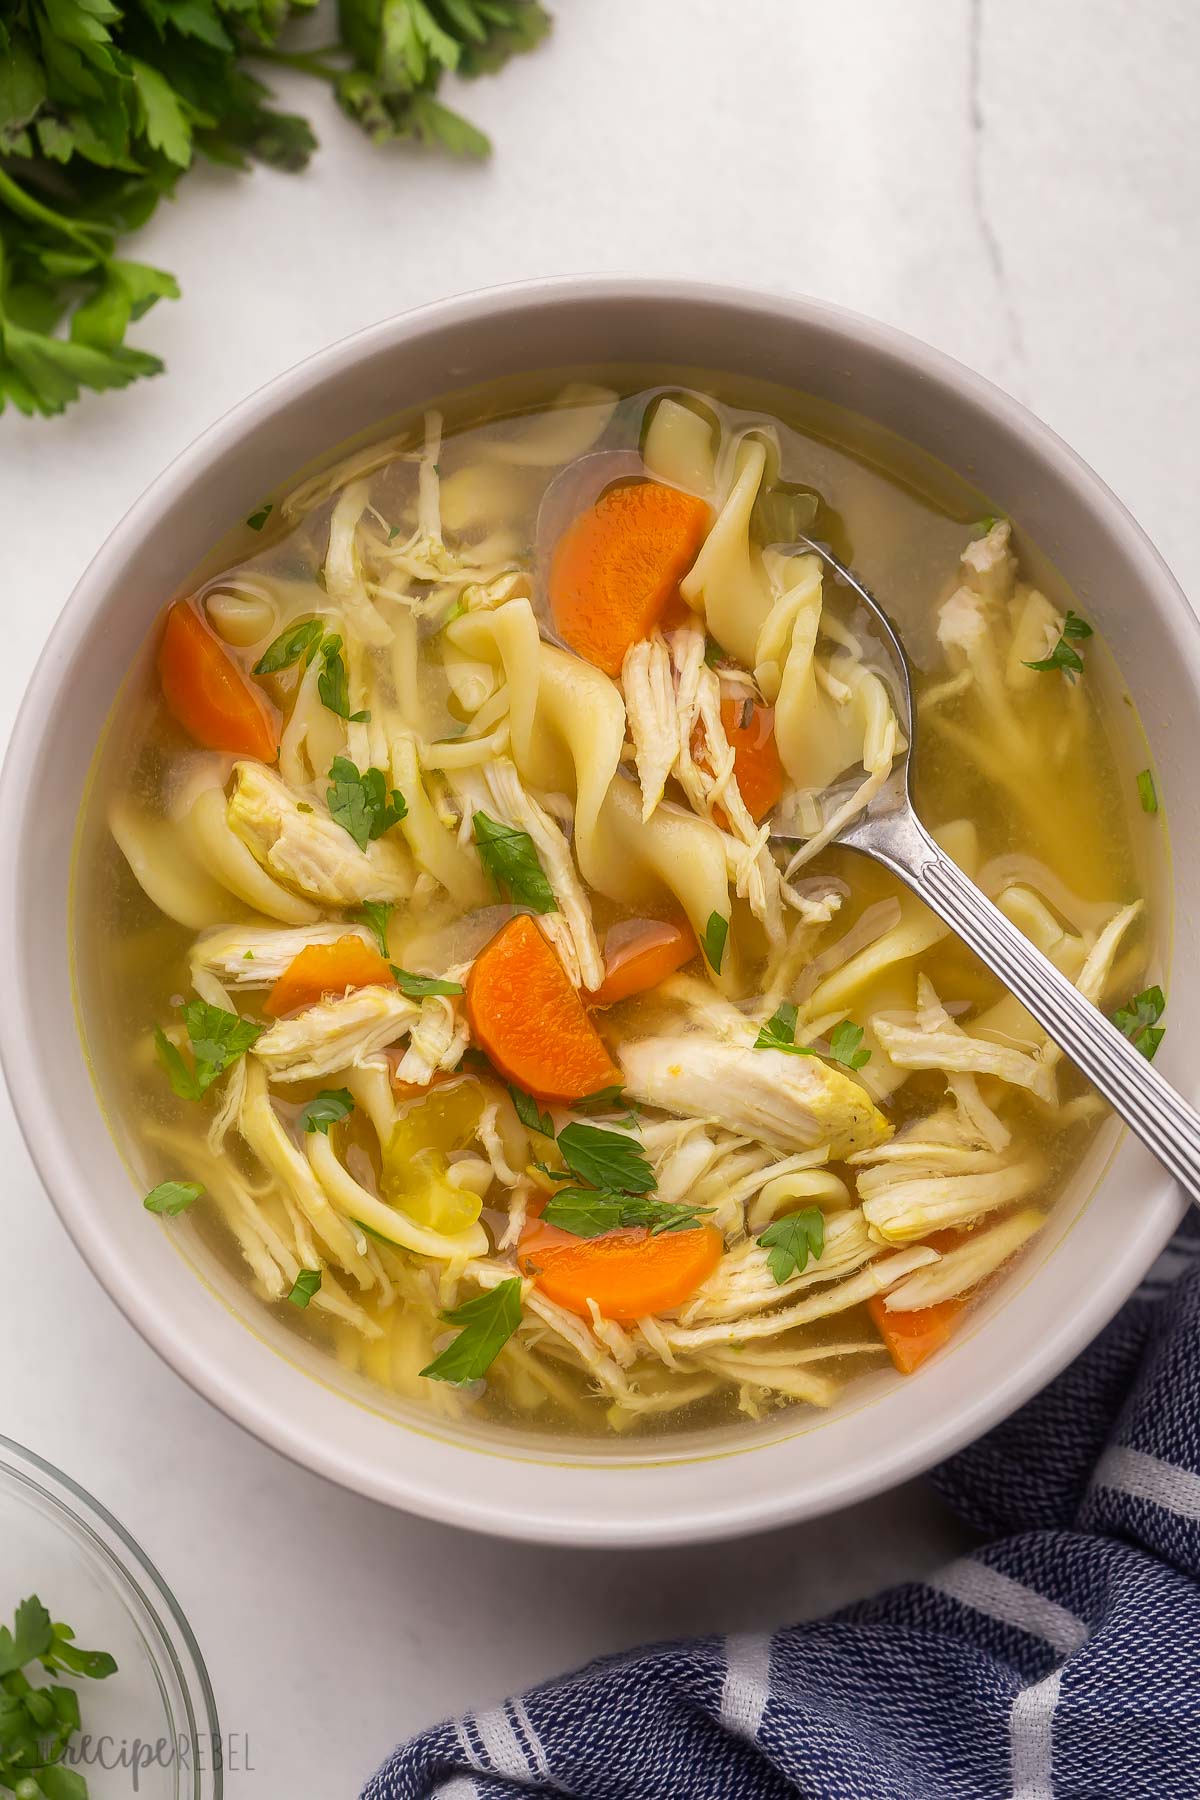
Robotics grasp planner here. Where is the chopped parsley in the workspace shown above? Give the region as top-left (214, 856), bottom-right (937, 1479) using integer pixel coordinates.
top-left (421, 1278), bottom-right (523, 1384)
top-left (298, 1089), bottom-right (355, 1134)
top-left (253, 617), bottom-right (324, 675)
top-left (317, 633), bottom-right (370, 722)
top-left (509, 1085), bottom-right (555, 1136)
top-left (753, 1001), bottom-right (816, 1056)
top-left (0, 1595), bottom-right (117, 1795)
top-left (472, 811), bottom-right (557, 913)
top-left (702, 910), bottom-right (729, 973)
top-left (703, 636), bottom-right (727, 668)
top-left (1113, 985), bottom-right (1166, 1061)
top-left (828, 1019), bottom-right (871, 1070)
top-left (354, 901), bottom-right (394, 958)
top-left (1023, 610), bottom-right (1094, 680)
top-left (753, 1003), bottom-right (869, 1069)
top-left (326, 757), bottom-right (407, 851)
top-left (573, 1084), bottom-right (641, 1127)
top-left (143, 1179), bottom-right (203, 1216)
top-left (556, 1121), bottom-right (655, 1195)
top-left (542, 1191), bottom-right (714, 1239)
top-left (1137, 769), bottom-right (1159, 815)
top-left (757, 1208), bottom-right (825, 1285)
top-left (246, 504), bottom-right (272, 531)
top-left (154, 1000), bottom-right (262, 1101)
top-left (389, 966), bottom-right (465, 998)
top-left (288, 1268), bottom-right (322, 1308)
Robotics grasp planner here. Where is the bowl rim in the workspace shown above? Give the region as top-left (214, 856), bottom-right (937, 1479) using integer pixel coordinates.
top-left (1, 275), bottom-right (1192, 1545)
top-left (0, 1432), bottom-right (222, 1796)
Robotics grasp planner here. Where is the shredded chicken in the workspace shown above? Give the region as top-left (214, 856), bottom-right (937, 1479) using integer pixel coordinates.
top-left (873, 974), bottom-right (1058, 1105)
top-left (477, 758), bottom-right (604, 989)
top-left (883, 1207), bottom-right (1045, 1311)
top-left (392, 980), bottom-right (470, 1087)
top-left (619, 1033), bottom-right (891, 1159)
top-left (253, 985), bottom-right (420, 1083)
top-left (227, 761), bottom-right (411, 905)
top-left (851, 1107), bottom-right (1046, 1245)
top-left (191, 922), bottom-right (375, 986)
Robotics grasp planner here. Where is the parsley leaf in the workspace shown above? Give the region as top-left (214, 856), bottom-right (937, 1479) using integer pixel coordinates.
top-left (542, 1190), bottom-right (714, 1238)
top-left (389, 966), bottom-right (465, 998)
top-left (1113, 985), bottom-right (1166, 1061)
top-left (574, 1085), bottom-right (629, 1113)
top-left (421, 1278), bottom-right (523, 1384)
top-left (253, 617), bottom-right (324, 675)
top-left (245, 503), bottom-right (272, 531)
top-left (288, 1268), bottom-right (322, 1308)
top-left (758, 1208), bottom-right (825, 1285)
top-left (143, 1179), bottom-right (203, 1216)
top-left (298, 1089), bottom-right (355, 1134)
top-left (0, 1595), bottom-right (54, 1679)
top-left (472, 811), bottom-right (557, 912)
top-left (828, 1019), bottom-right (871, 1070)
top-left (557, 1122), bottom-right (655, 1195)
top-left (753, 1002), bottom-right (816, 1056)
top-left (317, 633), bottom-right (370, 722)
top-left (702, 910), bottom-right (729, 973)
top-left (573, 1084), bottom-right (641, 1126)
top-left (703, 636), bottom-right (727, 668)
top-left (354, 901), bottom-right (394, 957)
top-left (509, 1084), bottom-right (554, 1136)
top-left (1023, 610), bottom-right (1094, 680)
top-left (154, 1001), bottom-right (262, 1100)
top-left (327, 757), bottom-right (407, 851)
top-left (1137, 769), bottom-right (1159, 815)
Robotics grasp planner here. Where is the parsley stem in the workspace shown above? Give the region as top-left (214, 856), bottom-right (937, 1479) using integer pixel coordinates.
top-left (0, 167), bottom-right (111, 255)
top-left (246, 45), bottom-right (346, 82)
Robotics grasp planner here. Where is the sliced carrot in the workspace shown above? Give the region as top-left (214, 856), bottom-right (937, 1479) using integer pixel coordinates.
top-left (264, 935), bottom-right (395, 1018)
top-left (720, 697), bottom-right (784, 822)
top-left (587, 918), bottom-right (696, 1007)
top-left (549, 480), bottom-right (712, 675)
top-left (466, 915), bottom-right (621, 1103)
top-left (158, 601), bottom-right (279, 761)
top-left (518, 1218), bottom-right (723, 1322)
top-left (868, 1294), bottom-right (966, 1375)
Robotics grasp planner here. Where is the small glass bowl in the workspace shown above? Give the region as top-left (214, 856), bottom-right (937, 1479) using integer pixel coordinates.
top-left (0, 1435), bottom-right (221, 1799)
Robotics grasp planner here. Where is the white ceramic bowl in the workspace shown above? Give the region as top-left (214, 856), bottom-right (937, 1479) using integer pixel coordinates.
top-left (1, 279), bottom-right (1193, 1545)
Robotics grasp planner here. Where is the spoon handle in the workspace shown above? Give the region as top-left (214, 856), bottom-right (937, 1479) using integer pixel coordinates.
top-left (844, 806), bottom-right (1200, 1205)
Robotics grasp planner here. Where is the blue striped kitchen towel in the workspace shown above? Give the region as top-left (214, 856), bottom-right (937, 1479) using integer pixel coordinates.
top-left (363, 1219), bottom-right (1200, 1800)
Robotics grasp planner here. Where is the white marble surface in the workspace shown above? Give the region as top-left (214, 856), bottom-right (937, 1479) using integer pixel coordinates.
top-left (2, 1), bottom-right (1198, 1792)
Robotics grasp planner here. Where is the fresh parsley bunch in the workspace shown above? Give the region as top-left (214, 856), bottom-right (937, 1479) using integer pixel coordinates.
top-left (0, 0), bottom-right (551, 418)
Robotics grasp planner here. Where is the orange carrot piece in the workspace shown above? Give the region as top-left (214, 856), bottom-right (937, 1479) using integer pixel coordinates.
top-left (264, 935), bottom-right (395, 1019)
top-left (158, 601), bottom-right (279, 761)
top-left (587, 918), bottom-right (696, 1007)
top-left (518, 1219), bottom-right (723, 1322)
top-left (868, 1294), bottom-right (967, 1375)
top-left (720, 697), bottom-right (784, 822)
top-left (466, 915), bottom-right (621, 1103)
top-left (549, 481), bottom-right (712, 676)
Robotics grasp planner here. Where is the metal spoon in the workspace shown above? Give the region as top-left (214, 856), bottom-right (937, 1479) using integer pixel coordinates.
top-left (768, 535), bottom-right (1200, 1203)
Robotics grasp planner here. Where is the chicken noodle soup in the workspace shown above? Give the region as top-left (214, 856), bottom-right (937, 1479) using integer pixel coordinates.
top-left (74, 376), bottom-right (1162, 1437)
